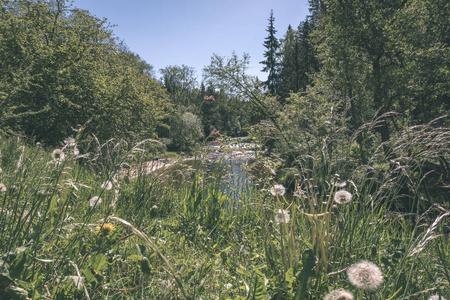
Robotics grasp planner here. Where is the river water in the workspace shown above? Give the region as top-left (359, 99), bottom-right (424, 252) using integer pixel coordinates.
top-left (203, 139), bottom-right (258, 201)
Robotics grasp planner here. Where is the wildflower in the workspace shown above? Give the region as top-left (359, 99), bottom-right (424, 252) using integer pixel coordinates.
top-left (101, 180), bottom-right (113, 190)
top-left (224, 283), bottom-right (233, 290)
top-left (274, 209), bottom-right (290, 224)
top-left (95, 223), bottom-right (115, 236)
top-left (0, 183), bottom-right (6, 192)
top-left (89, 196), bottom-right (102, 208)
top-left (429, 295), bottom-right (447, 300)
top-left (334, 190), bottom-right (352, 205)
top-left (270, 184), bottom-right (286, 197)
top-left (324, 289), bottom-right (354, 300)
top-left (52, 149), bottom-right (65, 162)
top-left (347, 260), bottom-right (383, 290)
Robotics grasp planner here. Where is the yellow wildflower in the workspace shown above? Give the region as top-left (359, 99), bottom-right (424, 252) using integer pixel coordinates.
top-left (96, 223), bottom-right (116, 237)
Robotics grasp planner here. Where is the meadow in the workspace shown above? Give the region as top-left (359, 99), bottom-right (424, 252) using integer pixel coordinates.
top-left (0, 129), bottom-right (449, 300)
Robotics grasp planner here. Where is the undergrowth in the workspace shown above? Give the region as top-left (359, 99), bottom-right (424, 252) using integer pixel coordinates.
top-left (0, 127), bottom-right (449, 299)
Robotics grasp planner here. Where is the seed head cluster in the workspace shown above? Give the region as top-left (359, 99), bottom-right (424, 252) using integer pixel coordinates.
top-left (90, 196), bottom-right (102, 208)
top-left (429, 295), bottom-right (447, 300)
top-left (274, 209), bottom-right (290, 224)
top-left (52, 149), bottom-right (65, 162)
top-left (101, 180), bottom-right (113, 190)
top-left (270, 184), bottom-right (286, 197)
top-left (324, 289), bottom-right (354, 300)
top-left (334, 190), bottom-right (352, 205)
top-left (347, 260), bottom-right (383, 290)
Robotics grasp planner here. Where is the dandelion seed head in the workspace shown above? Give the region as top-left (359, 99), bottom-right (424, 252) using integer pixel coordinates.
top-left (72, 147), bottom-right (80, 156)
top-left (270, 184), bottom-right (286, 197)
top-left (0, 183), bottom-right (6, 192)
top-left (347, 260), bottom-right (383, 290)
top-left (324, 289), bottom-right (354, 300)
top-left (64, 137), bottom-right (76, 147)
top-left (89, 196), bottom-right (102, 208)
top-left (332, 179), bottom-right (347, 188)
top-left (224, 283), bottom-right (232, 290)
top-left (101, 180), bottom-right (113, 190)
top-left (274, 209), bottom-right (290, 224)
top-left (52, 149), bottom-right (65, 162)
top-left (334, 190), bottom-right (352, 205)
top-left (429, 295), bottom-right (447, 300)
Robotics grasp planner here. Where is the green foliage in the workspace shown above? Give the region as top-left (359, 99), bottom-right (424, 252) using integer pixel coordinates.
top-left (167, 111), bottom-right (204, 152)
top-left (278, 20), bottom-right (319, 100)
top-left (0, 0), bottom-right (171, 146)
top-left (0, 132), bottom-right (449, 299)
top-left (260, 10), bottom-right (281, 95)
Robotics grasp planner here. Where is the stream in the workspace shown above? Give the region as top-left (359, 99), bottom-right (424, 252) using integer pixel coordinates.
top-left (203, 138), bottom-right (259, 201)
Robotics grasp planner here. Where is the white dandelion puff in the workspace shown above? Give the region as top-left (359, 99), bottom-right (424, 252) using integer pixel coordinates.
top-left (347, 260), bottom-right (383, 290)
top-left (331, 179), bottom-right (347, 188)
top-left (72, 147), bottom-right (80, 156)
top-left (429, 295), bottom-right (447, 300)
top-left (63, 137), bottom-right (80, 156)
top-left (270, 184), bottom-right (286, 197)
top-left (64, 137), bottom-right (76, 147)
top-left (0, 183), bottom-right (6, 192)
top-left (52, 149), bottom-right (65, 162)
top-left (89, 196), bottom-right (102, 208)
top-left (334, 190), bottom-right (352, 205)
top-left (324, 289), bottom-right (354, 300)
top-left (274, 209), bottom-right (290, 224)
top-left (101, 180), bottom-right (113, 190)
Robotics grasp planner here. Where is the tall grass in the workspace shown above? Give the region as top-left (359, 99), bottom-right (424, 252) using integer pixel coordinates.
top-left (0, 126), bottom-right (449, 299)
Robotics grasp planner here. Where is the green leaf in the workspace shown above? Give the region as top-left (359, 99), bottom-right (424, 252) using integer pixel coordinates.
top-left (90, 254), bottom-right (108, 272)
top-left (285, 267), bottom-right (295, 294)
top-left (295, 249), bottom-right (315, 300)
top-left (251, 272), bottom-right (267, 300)
top-left (9, 248), bottom-right (30, 279)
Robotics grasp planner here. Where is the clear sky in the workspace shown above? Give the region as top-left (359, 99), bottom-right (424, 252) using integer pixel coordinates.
top-left (71, 0), bottom-right (310, 82)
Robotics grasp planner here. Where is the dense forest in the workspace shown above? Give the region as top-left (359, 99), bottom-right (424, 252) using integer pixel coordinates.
top-left (1, 0), bottom-right (449, 299)
top-left (1, 0), bottom-right (449, 156)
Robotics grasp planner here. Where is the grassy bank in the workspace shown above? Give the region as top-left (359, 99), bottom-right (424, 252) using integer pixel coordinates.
top-left (0, 135), bottom-right (449, 299)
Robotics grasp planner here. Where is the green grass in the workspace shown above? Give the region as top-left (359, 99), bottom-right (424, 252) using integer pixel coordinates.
top-left (0, 135), bottom-right (449, 299)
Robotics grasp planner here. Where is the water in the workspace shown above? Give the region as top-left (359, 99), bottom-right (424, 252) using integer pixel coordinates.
top-left (203, 139), bottom-right (257, 202)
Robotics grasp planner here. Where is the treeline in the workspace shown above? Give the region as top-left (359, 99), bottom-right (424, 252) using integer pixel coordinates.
top-left (158, 64), bottom-right (254, 151)
top-left (254, 0), bottom-right (449, 164)
top-left (0, 0), bottom-right (174, 147)
top-left (0, 0), bottom-right (255, 152)
top-left (1, 0), bottom-right (449, 159)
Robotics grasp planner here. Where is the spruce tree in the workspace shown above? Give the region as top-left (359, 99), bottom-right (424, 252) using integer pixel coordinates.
top-left (260, 10), bottom-right (280, 95)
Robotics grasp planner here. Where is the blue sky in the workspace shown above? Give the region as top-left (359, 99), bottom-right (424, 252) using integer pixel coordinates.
top-left (72, 0), bottom-right (310, 82)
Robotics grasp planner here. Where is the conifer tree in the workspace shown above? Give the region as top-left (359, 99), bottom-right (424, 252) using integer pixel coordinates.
top-left (260, 10), bottom-right (280, 95)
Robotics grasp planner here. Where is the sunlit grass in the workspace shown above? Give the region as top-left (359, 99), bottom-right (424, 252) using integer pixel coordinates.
top-left (0, 134), bottom-right (448, 299)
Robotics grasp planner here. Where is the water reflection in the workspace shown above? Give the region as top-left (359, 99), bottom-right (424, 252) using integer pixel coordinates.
top-left (203, 139), bottom-right (257, 202)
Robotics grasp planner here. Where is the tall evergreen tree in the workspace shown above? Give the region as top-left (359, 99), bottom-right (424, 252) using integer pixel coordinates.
top-left (278, 20), bottom-right (319, 100)
top-left (260, 10), bottom-right (280, 95)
